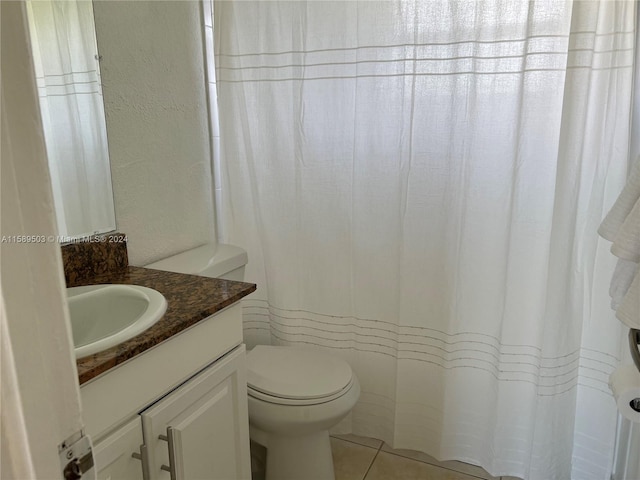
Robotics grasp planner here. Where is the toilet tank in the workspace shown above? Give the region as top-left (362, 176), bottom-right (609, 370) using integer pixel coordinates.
top-left (146, 243), bottom-right (248, 281)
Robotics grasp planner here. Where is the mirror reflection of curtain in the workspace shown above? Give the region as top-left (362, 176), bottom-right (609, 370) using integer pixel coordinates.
top-left (211, 1), bottom-right (636, 478)
top-left (26, 0), bottom-right (115, 239)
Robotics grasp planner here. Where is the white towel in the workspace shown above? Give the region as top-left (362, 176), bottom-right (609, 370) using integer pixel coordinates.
top-left (599, 158), bottom-right (640, 241)
top-left (610, 259), bottom-right (638, 310)
top-left (599, 157), bottom-right (640, 329)
top-left (617, 268), bottom-right (639, 329)
top-left (610, 198), bottom-right (640, 262)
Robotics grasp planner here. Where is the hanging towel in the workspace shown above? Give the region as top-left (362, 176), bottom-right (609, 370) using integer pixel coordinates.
top-left (599, 158), bottom-right (640, 242)
top-left (610, 259), bottom-right (638, 310)
top-left (611, 199), bottom-right (640, 263)
top-left (599, 157), bottom-right (640, 329)
top-left (617, 269), bottom-right (640, 329)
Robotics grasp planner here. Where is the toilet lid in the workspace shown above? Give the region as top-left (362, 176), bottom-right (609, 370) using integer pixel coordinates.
top-left (246, 346), bottom-right (353, 400)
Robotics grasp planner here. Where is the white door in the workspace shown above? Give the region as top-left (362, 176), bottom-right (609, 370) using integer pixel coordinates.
top-left (1, 2), bottom-right (85, 478)
top-left (94, 418), bottom-right (145, 480)
top-left (141, 346), bottom-right (251, 480)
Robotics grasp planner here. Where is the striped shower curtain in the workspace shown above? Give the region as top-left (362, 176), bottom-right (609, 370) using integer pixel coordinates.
top-left (208, 1), bottom-right (636, 478)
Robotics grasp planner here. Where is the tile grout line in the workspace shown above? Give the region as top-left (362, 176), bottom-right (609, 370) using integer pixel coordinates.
top-left (330, 435), bottom-right (383, 450)
top-left (380, 449), bottom-right (493, 480)
top-left (331, 435), bottom-right (499, 480)
top-left (361, 442), bottom-right (383, 480)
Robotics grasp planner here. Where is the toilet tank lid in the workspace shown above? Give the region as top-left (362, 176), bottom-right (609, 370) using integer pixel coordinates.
top-left (145, 243), bottom-right (247, 278)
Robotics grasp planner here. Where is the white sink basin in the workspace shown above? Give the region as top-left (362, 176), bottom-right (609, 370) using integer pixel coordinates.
top-left (67, 284), bottom-right (167, 358)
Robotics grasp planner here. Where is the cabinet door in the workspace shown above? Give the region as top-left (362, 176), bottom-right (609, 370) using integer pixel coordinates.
top-left (141, 345), bottom-right (251, 480)
top-left (94, 417), bottom-right (146, 480)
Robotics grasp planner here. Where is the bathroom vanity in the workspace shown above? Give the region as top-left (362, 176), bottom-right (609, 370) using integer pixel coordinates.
top-left (73, 265), bottom-right (256, 480)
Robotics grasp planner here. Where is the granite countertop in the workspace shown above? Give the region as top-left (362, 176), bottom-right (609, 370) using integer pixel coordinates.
top-left (73, 266), bottom-right (256, 385)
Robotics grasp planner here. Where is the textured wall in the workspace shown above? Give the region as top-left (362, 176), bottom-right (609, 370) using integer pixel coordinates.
top-left (94, 1), bottom-right (214, 266)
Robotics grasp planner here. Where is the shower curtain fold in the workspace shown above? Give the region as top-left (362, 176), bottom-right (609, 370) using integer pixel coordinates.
top-left (210, 1), bottom-right (636, 478)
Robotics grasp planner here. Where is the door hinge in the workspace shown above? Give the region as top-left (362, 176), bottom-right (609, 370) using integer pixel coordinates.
top-left (59, 432), bottom-right (95, 480)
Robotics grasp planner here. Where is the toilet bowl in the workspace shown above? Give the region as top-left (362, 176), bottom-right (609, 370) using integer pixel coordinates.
top-left (146, 244), bottom-right (360, 480)
top-left (247, 346), bottom-right (360, 480)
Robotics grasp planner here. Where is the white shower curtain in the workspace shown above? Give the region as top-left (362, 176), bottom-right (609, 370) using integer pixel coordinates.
top-left (211, 1), bottom-right (636, 478)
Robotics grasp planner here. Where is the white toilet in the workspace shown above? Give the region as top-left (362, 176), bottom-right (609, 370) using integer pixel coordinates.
top-left (147, 243), bottom-right (360, 480)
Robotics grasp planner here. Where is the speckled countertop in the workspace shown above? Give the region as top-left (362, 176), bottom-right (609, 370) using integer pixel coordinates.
top-left (73, 266), bottom-right (256, 385)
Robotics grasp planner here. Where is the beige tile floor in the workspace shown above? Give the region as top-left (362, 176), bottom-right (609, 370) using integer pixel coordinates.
top-left (331, 434), bottom-right (521, 480)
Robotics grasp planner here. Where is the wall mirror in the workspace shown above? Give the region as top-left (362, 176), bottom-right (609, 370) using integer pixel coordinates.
top-left (26, 0), bottom-right (116, 239)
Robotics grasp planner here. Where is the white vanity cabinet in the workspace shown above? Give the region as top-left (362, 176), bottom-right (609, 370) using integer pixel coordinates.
top-left (82, 304), bottom-right (251, 480)
top-left (94, 417), bottom-right (145, 480)
top-left (141, 347), bottom-right (250, 479)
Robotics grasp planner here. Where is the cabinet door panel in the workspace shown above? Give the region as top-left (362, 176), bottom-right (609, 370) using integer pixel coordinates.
top-left (94, 417), bottom-right (145, 480)
top-left (171, 377), bottom-right (239, 479)
top-left (141, 345), bottom-right (251, 480)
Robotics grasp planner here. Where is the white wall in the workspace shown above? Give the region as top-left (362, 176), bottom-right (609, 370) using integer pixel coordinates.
top-left (93, 1), bottom-right (215, 266)
top-left (1, 2), bottom-right (83, 477)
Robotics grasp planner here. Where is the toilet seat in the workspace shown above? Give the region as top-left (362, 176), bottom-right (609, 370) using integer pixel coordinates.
top-left (248, 377), bottom-right (355, 406)
top-left (246, 346), bottom-right (354, 405)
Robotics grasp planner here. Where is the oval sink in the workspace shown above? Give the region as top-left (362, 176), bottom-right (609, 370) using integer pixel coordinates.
top-left (67, 284), bottom-right (167, 358)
